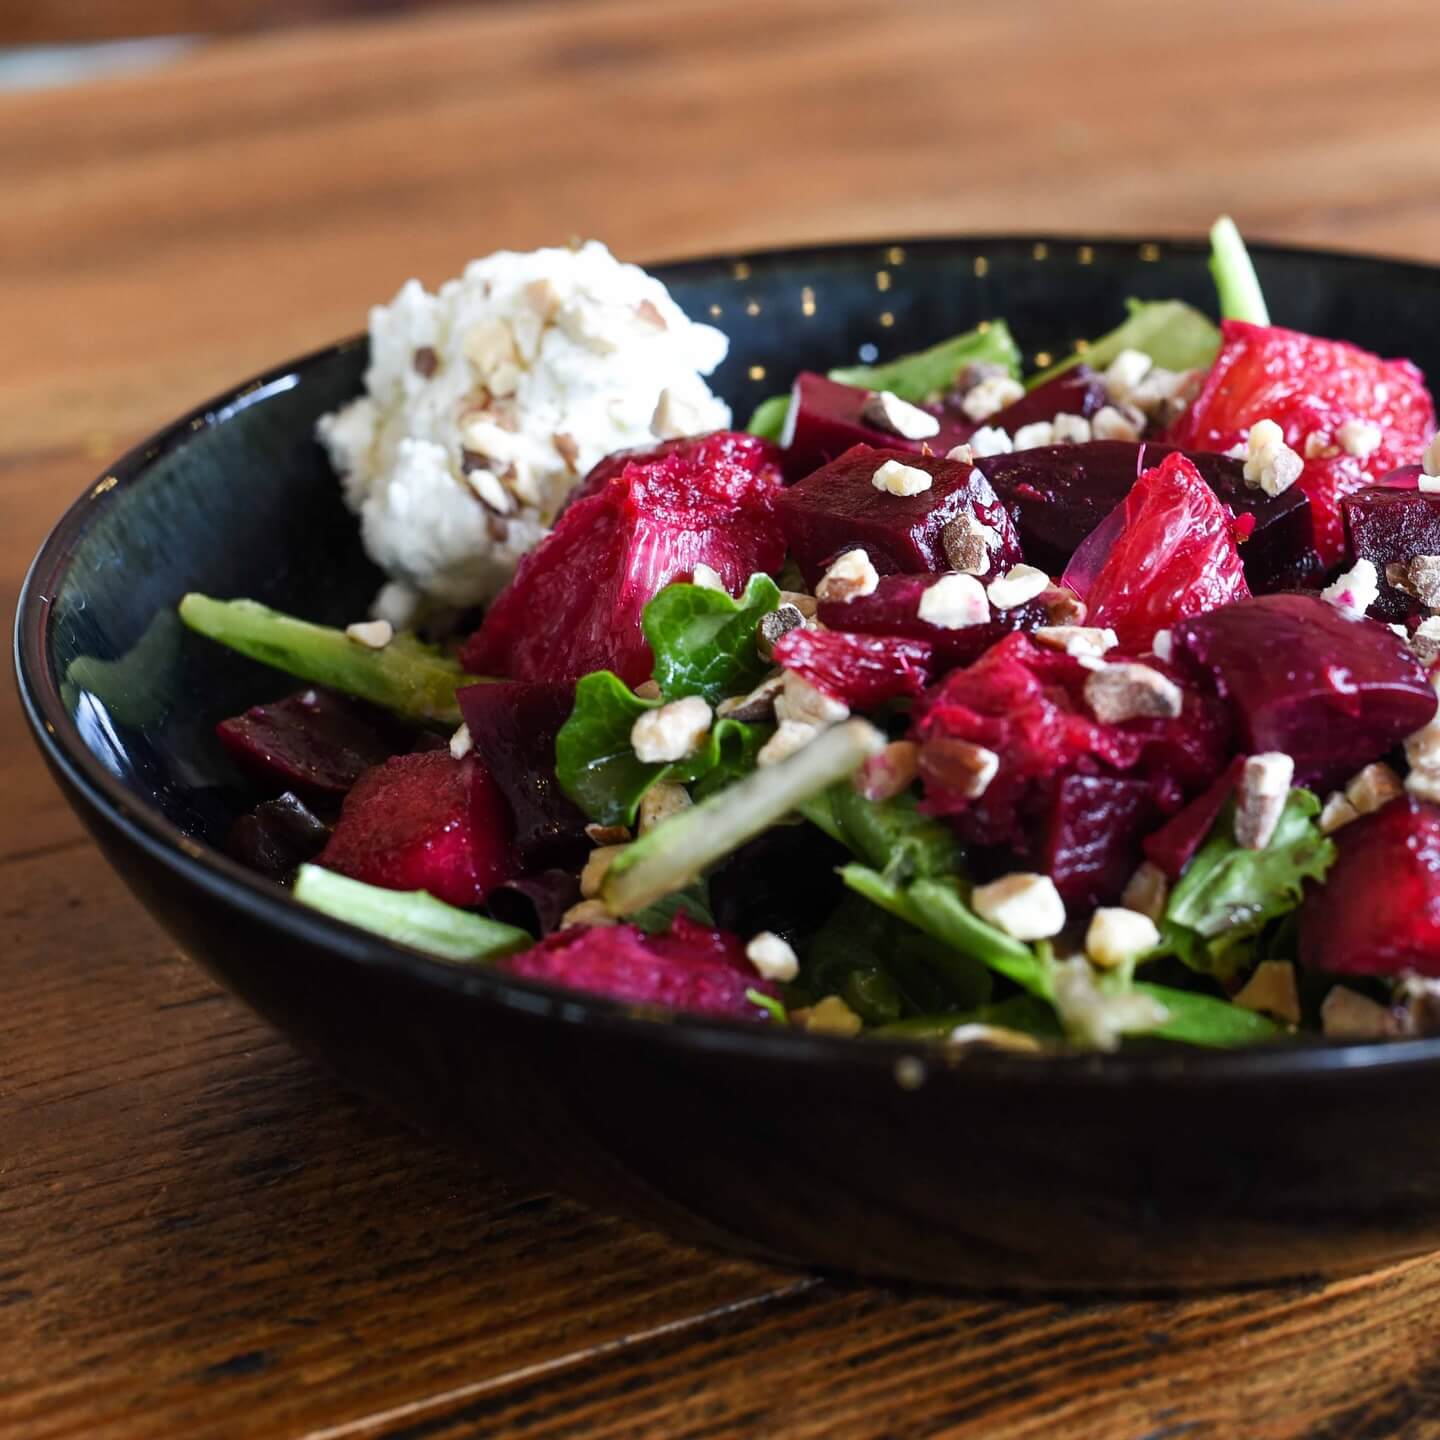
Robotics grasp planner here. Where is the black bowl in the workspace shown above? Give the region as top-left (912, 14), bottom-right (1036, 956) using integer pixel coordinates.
top-left (18, 236), bottom-right (1440, 1291)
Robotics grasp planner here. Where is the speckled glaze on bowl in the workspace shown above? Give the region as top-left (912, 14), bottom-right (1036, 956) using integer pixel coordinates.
top-left (18, 236), bottom-right (1440, 1291)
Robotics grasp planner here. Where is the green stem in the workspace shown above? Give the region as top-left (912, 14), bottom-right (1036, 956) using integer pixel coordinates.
top-left (1209, 215), bottom-right (1270, 326)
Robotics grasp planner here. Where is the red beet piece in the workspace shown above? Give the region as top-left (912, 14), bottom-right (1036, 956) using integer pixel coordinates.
top-left (1083, 452), bottom-right (1251, 649)
top-left (317, 751), bottom-right (513, 907)
top-left (1142, 756), bottom-right (1245, 879)
top-left (1040, 774), bottom-right (1160, 908)
top-left (458, 680), bottom-right (589, 871)
top-left (975, 441), bottom-right (1319, 589)
top-left (1170, 320), bottom-right (1435, 566)
top-left (781, 373), bottom-right (973, 480)
top-left (216, 688), bottom-right (397, 796)
top-left (463, 434), bottom-right (785, 686)
top-left (967, 366), bottom-right (1108, 439)
top-left (1173, 593), bottom-right (1437, 793)
top-left (776, 444), bottom-right (1023, 587)
top-left (503, 914), bottom-right (780, 1021)
top-left (817, 573), bottom-right (1047, 670)
top-left (1298, 797), bottom-right (1440, 976)
top-left (1342, 486), bottom-right (1440, 624)
top-left (772, 627), bottom-right (934, 708)
top-left (226, 791), bottom-right (331, 878)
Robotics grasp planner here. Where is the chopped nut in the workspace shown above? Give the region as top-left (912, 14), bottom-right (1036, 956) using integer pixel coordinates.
top-left (861, 389), bottom-right (941, 440)
top-left (757, 719), bottom-right (820, 766)
top-left (1304, 432), bottom-right (1340, 461)
top-left (634, 679), bottom-right (662, 701)
top-left (1151, 628), bottom-right (1174, 663)
top-left (1388, 555), bottom-right (1440, 610)
top-left (776, 671), bottom-right (849, 728)
top-left (971, 873), bottom-right (1065, 941)
top-left (1321, 986), bottom-right (1392, 1041)
top-left (1242, 418), bottom-right (1304, 497)
top-left (553, 431), bottom-right (581, 470)
top-left (717, 672), bottom-right (785, 723)
top-left (1085, 907), bottom-right (1161, 969)
top-left (1234, 751), bottom-right (1295, 849)
top-left (1407, 768), bottom-right (1440, 805)
top-left (1232, 960), bottom-right (1302, 1025)
top-left (987, 563), bottom-right (1050, 610)
top-left (961, 426), bottom-right (1014, 458)
top-left (952, 360), bottom-right (1010, 396)
top-left (464, 465), bottom-right (515, 514)
top-left (756, 605), bottom-right (806, 660)
top-left (946, 444), bottom-right (974, 464)
top-left (561, 899), bottom-right (618, 929)
top-left (585, 822), bottom-right (632, 845)
top-left (412, 345), bottom-right (439, 378)
top-left (651, 386), bottom-right (706, 439)
top-left (1012, 421), bottom-right (1055, 451)
top-left (1321, 558), bottom-right (1380, 618)
top-left (1426, 433), bottom-right (1440, 479)
top-left (1035, 625), bottom-right (1118, 659)
top-left (1319, 792), bottom-right (1360, 834)
top-left (854, 740), bottom-right (920, 802)
top-left (745, 930), bottom-right (799, 982)
top-left (779, 589), bottom-right (819, 619)
top-left (940, 512), bottom-right (1002, 576)
top-left (1121, 861), bottom-right (1169, 923)
top-left (1051, 412), bottom-right (1093, 445)
top-left (1337, 419), bottom-right (1383, 459)
top-left (630, 696), bottom-right (712, 763)
top-left (1345, 762), bottom-right (1403, 816)
top-left (947, 1024), bottom-right (1043, 1053)
top-left (1103, 349), bottom-right (1153, 404)
top-left (799, 995), bottom-right (864, 1037)
top-left (580, 844), bottom-right (628, 899)
top-left (918, 737), bottom-right (999, 798)
top-left (639, 781), bottom-right (692, 834)
top-left (1392, 974), bottom-right (1440, 1037)
top-left (918, 573), bottom-right (991, 629)
top-left (345, 619), bottom-right (394, 649)
top-left (1083, 662), bottom-right (1183, 723)
top-left (1041, 585), bottom-right (1086, 626)
top-left (816, 548), bottom-right (879, 603)
top-left (1128, 367), bottom-right (1197, 424)
top-left (691, 562), bottom-right (726, 591)
top-left (463, 317), bottom-right (517, 377)
top-left (449, 723), bottom-right (474, 760)
top-left (960, 374), bottom-right (1024, 423)
top-left (1090, 404), bottom-right (1142, 443)
top-left (634, 298), bottom-right (668, 330)
top-left (523, 277), bottom-right (561, 319)
top-left (871, 459), bottom-right (934, 497)
top-left (1410, 616), bottom-right (1440, 665)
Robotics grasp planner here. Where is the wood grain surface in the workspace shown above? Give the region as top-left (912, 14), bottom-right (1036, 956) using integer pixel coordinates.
top-left (6, 2), bottom-right (1440, 1435)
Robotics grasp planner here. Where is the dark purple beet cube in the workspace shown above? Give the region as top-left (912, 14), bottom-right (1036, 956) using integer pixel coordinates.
top-left (1342, 485), bottom-right (1440, 623)
top-left (776, 444), bottom-right (1023, 587)
top-left (1039, 774), bottom-right (1159, 907)
top-left (781, 372), bottom-right (973, 481)
top-left (962, 366), bottom-right (1107, 437)
top-left (225, 791), bottom-right (330, 877)
top-left (973, 441), bottom-right (1319, 589)
top-left (1173, 593), bottom-right (1436, 792)
top-left (1141, 757), bottom-right (1244, 879)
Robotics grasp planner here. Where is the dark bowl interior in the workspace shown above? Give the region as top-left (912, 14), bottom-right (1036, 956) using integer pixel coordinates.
top-left (18, 235), bottom-right (1440, 1291)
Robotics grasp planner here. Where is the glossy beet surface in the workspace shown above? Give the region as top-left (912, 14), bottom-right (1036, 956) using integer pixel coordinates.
top-left (1299, 798), bottom-right (1440, 976)
top-left (1342, 486), bottom-right (1440, 624)
top-left (1173, 594), bottom-right (1436, 793)
top-left (23, 237), bottom-right (1440, 1293)
top-left (974, 365), bottom-right (1108, 437)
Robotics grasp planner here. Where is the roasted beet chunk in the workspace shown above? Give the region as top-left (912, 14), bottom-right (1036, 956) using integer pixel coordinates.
top-left (776, 444), bottom-right (1022, 587)
top-left (772, 627), bottom-right (934, 707)
top-left (1078, 452), bottom-right (1250, 649)
top-left (969, 365), bottom-right (1108, 439)
top-left (781, 373), bottom-right (972, 480)
top-left (216, 688), bottom-right (399, 796)
top-left (974, 441), bottom-right (1318, 589)
top-left (502, 914), bottom-right (780, 1021)
top-left (1342, 486), bottom-right (1440, 624)
top-left (1142, 757), bottom-right (1245, 879)
top-left (462, 433), bottom-right (785, 686)
top-left (1170, 320), bottom-right (1435, 566)
top-left (317, 751), bottom-right (514, 907)
top-left (226, 791), bottom-right (330, 878)
top-left (1039, 775), bottom-right (1159, 908)
top-left (1299, 797), bottom-right (1440, 976)
top-left (1172, 594), bottom-right (1437, 792)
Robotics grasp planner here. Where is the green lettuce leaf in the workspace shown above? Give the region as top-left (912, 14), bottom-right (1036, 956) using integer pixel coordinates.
top-left (554, 669), bottom-right (766, 827)
top-left (643, 573), bottom-right (781, 704)
top-left (746, 394), bottom-right (792, 442)
top-left (1026, 299), bottom-right (1222, 390)
top-left (1159, 789), bottom-right (1335, 981)
top-left (799, 784), bottom-right (961, 885)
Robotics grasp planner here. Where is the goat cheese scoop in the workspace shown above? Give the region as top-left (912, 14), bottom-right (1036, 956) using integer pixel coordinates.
top-left (317, 241), bottom-right (731, 620)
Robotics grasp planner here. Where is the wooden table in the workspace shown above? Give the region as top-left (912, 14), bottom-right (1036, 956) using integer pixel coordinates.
top-left (8, 2), bottom-right (1440, 1434)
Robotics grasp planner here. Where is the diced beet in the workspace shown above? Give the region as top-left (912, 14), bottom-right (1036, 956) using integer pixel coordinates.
top-left (776, 444), bottom-right (1023, 587)
top-left (487, 869), bottom-right (583, 937)
top-left (1039, 774), bottom-right (1159, 908)
top-left (1298, 797), bottom-right (1440, 977)
top-left (502, 914), bottom-right (780, 1021)
top-left (1342, 486), bottom-right (1440, 623)
top-left (817, 573), bottom-right (1047, 669)
top-left (975, 441), bottom-right (1319, 589)
top-left (1170, 320), bottom-right (1435, 566)
top-left (1081, 453), bottom-right (1251, 650)
top-left (463, 434), bottom-right (785, 685)
top-left (966, 366), bottom-right (1108, 440)
top-left (1172, 593), bottom-right (1437, 792)
top-left (225, 791), bottom-right (330, 878)
top-left (317, 751), bottom-right (514, 907)
top-left (781, 373), bottom-right (973, 480)
top-left (216, 688), bottom-right (399, 796)
top-left (772, 628), bottom-right (934, 708)
top-left (1142, 756), bottom-right (1245, 879)
top-left (458, 680), bottom-right (590, 871)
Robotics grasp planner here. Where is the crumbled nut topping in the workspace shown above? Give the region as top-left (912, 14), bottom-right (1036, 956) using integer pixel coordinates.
top-left (854, 740), bottom-right (920, 803)
top-left (972, 873), bottom-right (1065, 940)
top-left (1242, 418), bottom-right (1304, 497)
top-left (585, 822), bottom-right (632, 845)
top-left (1090, 404), bottom-right (1142, 443)
top-left (986, 563), bottom-right (1050, 610)
top-left (871, 458), bottom-right (934, 497)
top-left (918, 737), bottom-right (999, 799)
top-left (553, 431), bottom-right (581, 470)
top-left (1234, 751), bottom-right (1295, 849)
top-left (779, 589), bottom-right (819, 619)
top-left (816, 548), bottom-right (880, 603)
top-left (1321, 558), bottom-right (1380, 618)
top-left (860, 389), bottom-right (941, 440)
top-left (1337, 418), bottom-right (1383, 459)
top-left (1321, 986), bottom-right (1392, 1040)
top-left (1085, 907), bottom-right (1161, 969)
top-left (757, 719), bottom-right (820, 767)
top-left (756, 605), bottom-right (806, 661)
top-left (1034, 625), bottom-right (1118, 658)
top-left (918, 573), bottom-right (991, 629)
top-left (940, 512), bottom-right (1001, 576)
top-left (745, 930), bottom-right (799, 983)
top-left (776, 671), bottom-right (849, 728)
top-left (1386, 555), bottom-right (1440, 610)
top-left (634, 679), bottom-right (662, 701)
top-left (960, 374), bottom-right (1025, 423)
top-left (690, 562), bottom-right (726, 591)
top-left (716, 672), bottom-right (784, 723)
top-left (947, 1024), bottom-right (1043, 1053)
top-left (463, 317), bottom-right (517, 377)
top-left (1041, 585), bottom-right (1086, 626)
top-left (464, 465), bottom-right (515, 514)
top-left (1121, 861), bottom-right (1169, 923)
top-left (1051, 412), bottom-right (1093, 445)
top-left (1345, 761), bottom-right (1403, 816)
top-left (1232, 960), bottom-right (1301, 1025)
top-left (798, 995), bottom-right (864, 1036)
top-left (1012, 420), bottom-right (1055, 451)
top-left (449, 722), bottom-right (474, 760)
top-left (345, 619), bottom-right (394, 649)
top-left (1083, 662), bottom-right (1183, 723)
top-left (1410, 616), bottom-right (1440, 665)
top-left (1319, 792), bottom-right (1360, 834)
top-left (561, 899), bottom-right (618, 929)
top-left (639, 781), bottom-right (692, 834)
top-left (630, 696), bottom-right (712, 763)
top-left (580, 844), bottom-right (628, 899)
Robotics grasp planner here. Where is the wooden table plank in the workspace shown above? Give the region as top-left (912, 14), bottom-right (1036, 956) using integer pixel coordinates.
top-left (7, 1), bottom-right (1440, 1436)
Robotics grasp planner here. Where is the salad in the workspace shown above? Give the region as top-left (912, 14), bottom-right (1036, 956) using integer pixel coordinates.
top-left (179, 221), bottom-right (1440, 1054)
